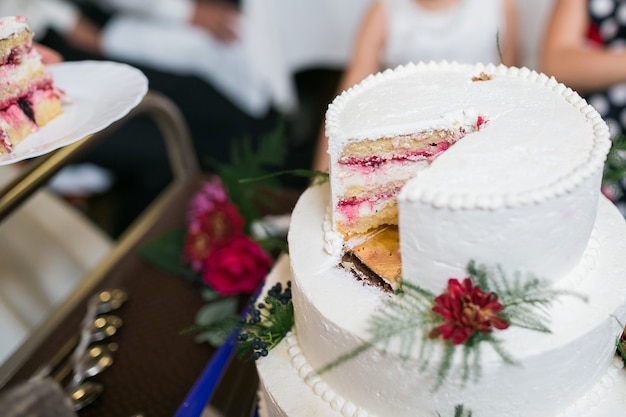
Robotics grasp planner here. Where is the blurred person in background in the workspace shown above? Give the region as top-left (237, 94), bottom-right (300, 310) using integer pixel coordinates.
top-left (312, 0), bottom-right (518, 172)
top-left (541, 0), bottom-right (626, 214)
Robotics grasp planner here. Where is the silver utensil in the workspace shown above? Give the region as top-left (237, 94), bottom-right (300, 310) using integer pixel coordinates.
top-left (30, 289), bottom-right (127, 380)
top-left (69, 381), bottom-right (104, 411)
top-left (56, 343), bottom-right (118, 412)
top-left (55, 343), bottom-right (118, 386)
top-left (95, 289), bottom-right (128, 315)
top-left (26, 289), bottom-right (127, 412)
top-left (88, 315), bottom-right (123, 343)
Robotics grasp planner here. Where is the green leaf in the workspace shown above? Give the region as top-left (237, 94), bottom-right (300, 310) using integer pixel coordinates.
top-left (138, 229), bottom-right (188, 275)
top-left (200, 287), bottom-right (221, 302)
top-left (195, 297), bottom-right (239, 326)
top-left (183, 299), bottom-right (241, 347)
top-left (204, 122), bottom-right (290, 229)
top-left (195, 329), bottom-right (231, 347)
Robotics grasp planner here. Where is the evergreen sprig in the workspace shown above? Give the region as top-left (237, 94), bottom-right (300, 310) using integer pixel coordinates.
top-left (206, 122), bottom-right (288, 229)
top-left (206, 122), bottom-right (329, 233)
top-left (466, 261), bottom-right (587, 333)
top-left (317, 261), bottom-right (583, 393)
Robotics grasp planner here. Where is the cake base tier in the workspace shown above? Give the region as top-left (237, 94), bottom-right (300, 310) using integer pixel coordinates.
top-left (257, 255), bottom-right (626, 417)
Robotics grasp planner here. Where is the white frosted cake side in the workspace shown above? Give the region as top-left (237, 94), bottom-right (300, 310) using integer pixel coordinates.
top-left (257, 185), bottom-right (626, 417)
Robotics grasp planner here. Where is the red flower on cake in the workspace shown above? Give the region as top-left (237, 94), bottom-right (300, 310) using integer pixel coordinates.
top-left (429, 278), bottom-right (509, 345)
top-left (202, 235), bottom-right (272, 296)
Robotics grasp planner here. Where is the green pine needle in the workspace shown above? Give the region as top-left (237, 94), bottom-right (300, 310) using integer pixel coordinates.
top-left (206, 122), bottom-right (287, 227)
top-left (239, 169), bottom-right (329, 185)
top-left (454, 405), bottom-right (473, 417)
top-left (436, 404), bottom-right (473, 417)
top-left (137, 229), bottom-right (189, 276)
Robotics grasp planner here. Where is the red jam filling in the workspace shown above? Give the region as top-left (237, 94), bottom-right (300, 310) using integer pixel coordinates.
top-left (1, 45), bottom-right (27, 66)
top-left (339, 141), bottom-right (452, 169)
top-left (0, 80), bottom-right (55, 114)
top-left (337, 186), bottom-right (402, 223)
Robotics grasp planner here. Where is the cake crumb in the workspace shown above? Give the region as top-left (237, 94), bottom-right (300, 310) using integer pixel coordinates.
top-left (472, 72), bottom-right (493, 82)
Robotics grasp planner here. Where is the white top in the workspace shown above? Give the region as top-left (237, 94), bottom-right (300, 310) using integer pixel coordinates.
top-left (380, 0), bottom-right (505, 68)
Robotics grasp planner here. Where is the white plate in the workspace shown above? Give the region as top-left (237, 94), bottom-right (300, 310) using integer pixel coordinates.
top-left (0, 60), bottom-right (148, 166)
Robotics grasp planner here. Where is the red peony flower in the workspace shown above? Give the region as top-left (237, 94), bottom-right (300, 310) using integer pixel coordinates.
top-left (202, 235), bottom-right (272, 296)
top-left (429, 278), bottom-right (509, 345)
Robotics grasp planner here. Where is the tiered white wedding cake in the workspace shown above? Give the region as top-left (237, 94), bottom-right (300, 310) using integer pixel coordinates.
top-left (255, 61), bottom-right (626, 417)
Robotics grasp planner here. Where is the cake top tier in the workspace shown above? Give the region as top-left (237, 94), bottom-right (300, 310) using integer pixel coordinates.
top-left (326, 61), bottom-right (610, 210)
top-left (0, 16), bottom-right (29, 40)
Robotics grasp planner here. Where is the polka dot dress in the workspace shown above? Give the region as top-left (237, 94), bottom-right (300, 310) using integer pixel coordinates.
top-left (587, 0), bottom-right (626, 215)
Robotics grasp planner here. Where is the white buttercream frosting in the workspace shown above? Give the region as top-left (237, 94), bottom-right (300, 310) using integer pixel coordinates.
top-left (256, 189), bottom-right (626, 417)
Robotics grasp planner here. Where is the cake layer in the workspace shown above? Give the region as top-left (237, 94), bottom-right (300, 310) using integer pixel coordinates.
top-left (338, 130), bottom-right (461, 167)
top-left (256, 184), bottom-right (626, 417)
top-left (326, 62), bottom-right (610, 291)
top-left (0, 16), bottom-right (30, 63)
top-left (335, 183), bottom-right (401, 236)
top-left (0, 54), bottom-right (49, 105)
top-left (331, 119), bottom-right (477, 237)
top-left (0, 84), bottom-right (63, 154)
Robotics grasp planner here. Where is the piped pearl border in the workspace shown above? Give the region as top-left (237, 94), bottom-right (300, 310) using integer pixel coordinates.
top-left (285, 331), bottom-right (375, 417)
top-left (285, 317), bottom-right (622, 417)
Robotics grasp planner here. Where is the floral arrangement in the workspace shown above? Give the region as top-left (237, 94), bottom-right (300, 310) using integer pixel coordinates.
top-left (139, 173), bottom-right (280, 346)
top-left (139, 125), bottom-right (321, 347)
top-left (317, 261), bottom-right (586, 392)
top-left (182, 176), bottom-right (272, 296)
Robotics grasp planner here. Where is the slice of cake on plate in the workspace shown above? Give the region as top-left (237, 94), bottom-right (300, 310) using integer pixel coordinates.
top-left (0, 16), bottom-right (65, 155)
